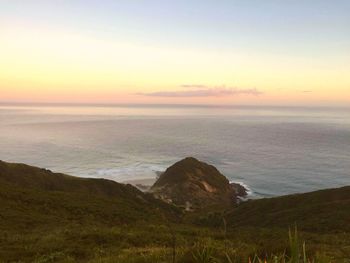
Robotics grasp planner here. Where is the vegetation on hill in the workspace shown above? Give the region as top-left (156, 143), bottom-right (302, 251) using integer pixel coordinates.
top-left (0, 160), bottom-right (350, 262)
top-left (151, 157), bottom-right (247, 211)
top-left (227, 186), bottom-right (350, 233)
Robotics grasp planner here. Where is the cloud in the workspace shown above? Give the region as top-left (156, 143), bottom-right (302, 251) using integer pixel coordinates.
top-left (139, 86), bottom-right (262, 97)
top-left (180, 84), bottom-right (207, 89)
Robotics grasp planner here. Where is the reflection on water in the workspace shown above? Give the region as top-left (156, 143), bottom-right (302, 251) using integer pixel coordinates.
top-left (0, 104), bottom-right (349, 198)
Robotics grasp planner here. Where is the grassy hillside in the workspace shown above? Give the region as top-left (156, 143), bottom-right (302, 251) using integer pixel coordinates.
top-left (0, 160), bottom-right (181, 225)
top-left (0, 160), bottom-right (182, 261)
top-left (227, 186), bottom-right (350, 233)
top-left (0, 160), bottom-right (350, 262)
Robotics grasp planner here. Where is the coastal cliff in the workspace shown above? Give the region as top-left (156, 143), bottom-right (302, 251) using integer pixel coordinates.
top-left (150, 157), bottom-right (247, 210)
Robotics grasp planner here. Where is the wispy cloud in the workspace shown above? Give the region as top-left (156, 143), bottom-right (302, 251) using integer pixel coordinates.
top-left (180, 84), bottom-right (207, 89)
top-left (139, 85), bottom-right (262, 97)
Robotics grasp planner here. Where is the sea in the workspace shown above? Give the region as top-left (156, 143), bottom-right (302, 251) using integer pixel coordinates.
top-left (0, 103), bottom-right (349, 198)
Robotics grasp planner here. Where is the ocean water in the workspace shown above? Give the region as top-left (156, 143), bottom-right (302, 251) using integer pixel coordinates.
top-left (0, 104), bottom-right (349, 198)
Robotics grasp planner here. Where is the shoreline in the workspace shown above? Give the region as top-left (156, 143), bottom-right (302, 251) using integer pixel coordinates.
top-left (123, 177), bottom-right (253, 199)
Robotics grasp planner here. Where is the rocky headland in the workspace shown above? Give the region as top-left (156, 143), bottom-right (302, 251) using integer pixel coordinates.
top-left (150, 157), bottom-right (247, 211)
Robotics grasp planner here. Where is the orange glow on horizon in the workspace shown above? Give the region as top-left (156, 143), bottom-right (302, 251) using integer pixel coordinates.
top-left (1, 24), bottom-right (349, 106)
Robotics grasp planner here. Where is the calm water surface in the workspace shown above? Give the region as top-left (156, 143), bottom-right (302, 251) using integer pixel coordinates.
top-left (0, 104), bottom-right (349, 198)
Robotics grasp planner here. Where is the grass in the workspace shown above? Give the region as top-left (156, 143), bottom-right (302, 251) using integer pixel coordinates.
top-left (2, 223), bottom-right (348, 262)
top-left (80, 227), bottom-right (336, 263)
top-left (1, 160), bottom-right (350, 262)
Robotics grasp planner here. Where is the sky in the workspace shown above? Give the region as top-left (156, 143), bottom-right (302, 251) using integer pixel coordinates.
top-left (0, 0), bottom-right (349, 106)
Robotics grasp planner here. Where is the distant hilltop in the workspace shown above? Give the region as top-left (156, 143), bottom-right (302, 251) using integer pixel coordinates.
top-left (150, 157), bottom-right (247, 211)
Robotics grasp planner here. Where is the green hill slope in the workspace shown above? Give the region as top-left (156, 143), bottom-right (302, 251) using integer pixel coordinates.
top-left (226, 186), bottom-right (350, 233)
top-left (0, 160), bottom-right (180, 226)
top-left (1, 160), bottom-right (350, 262)
top-left (0, 160), bottom-right (183, 261)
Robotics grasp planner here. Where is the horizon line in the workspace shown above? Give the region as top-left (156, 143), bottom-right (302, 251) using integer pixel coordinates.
top-left (0, 101), bottom-right (349, 110)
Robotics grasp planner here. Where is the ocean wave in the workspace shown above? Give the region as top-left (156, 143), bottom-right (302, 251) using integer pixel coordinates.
top-left (230, 180), bottom-right (254, 197)
top-left (95, 164), bottom-right (166, 182)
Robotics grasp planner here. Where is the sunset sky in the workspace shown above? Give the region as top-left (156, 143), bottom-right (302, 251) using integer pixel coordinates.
top-left (1, 1), bottom-right (349, 106)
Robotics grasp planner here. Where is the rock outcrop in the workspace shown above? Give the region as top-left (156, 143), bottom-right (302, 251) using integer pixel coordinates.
top-left (150, 157), bottom-right (247, 211)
